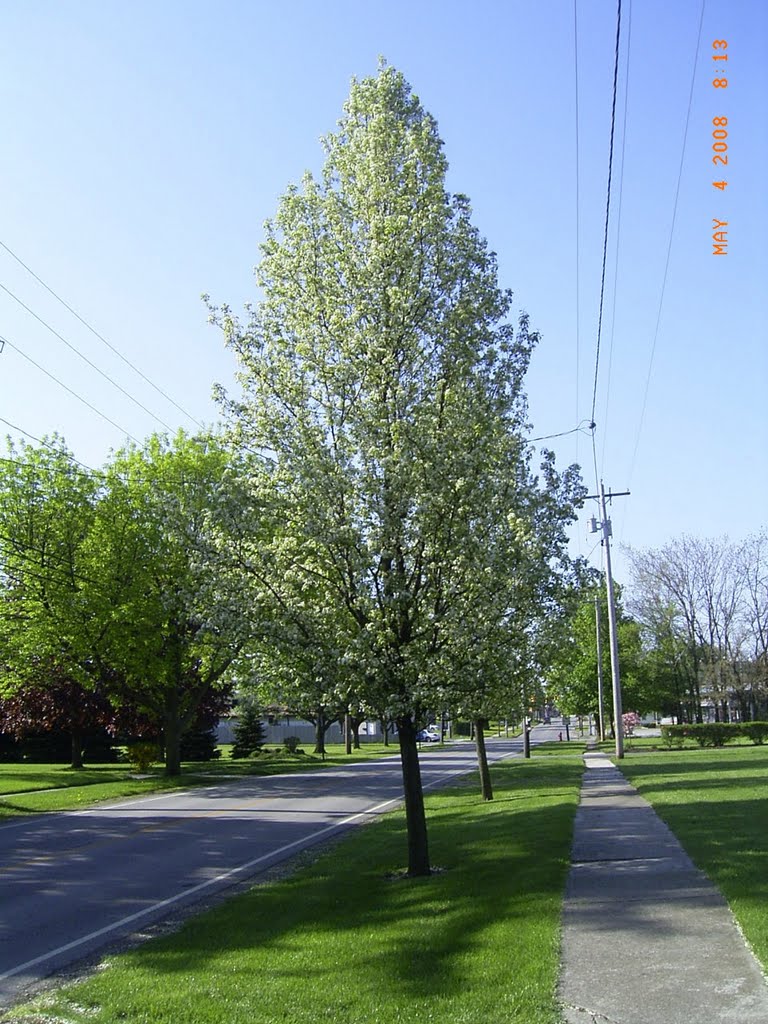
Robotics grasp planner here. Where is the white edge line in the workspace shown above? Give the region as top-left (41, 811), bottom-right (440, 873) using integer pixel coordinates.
top-left (0, 794), bottom-right (401, 983)
top-left (1, 743), bottom-right (524, 980)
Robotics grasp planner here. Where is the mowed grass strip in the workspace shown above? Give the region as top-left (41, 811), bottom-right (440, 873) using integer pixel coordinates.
top-left (4, 757), bottom-right (583, 1024)
top-left (0, 744), bottom-right (402, 817)
top-left (618, 746), bottom-right (768, 968)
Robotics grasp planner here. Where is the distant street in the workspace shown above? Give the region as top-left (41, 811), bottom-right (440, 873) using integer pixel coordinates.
top-left (0, 728), bottom-right (560, 1006)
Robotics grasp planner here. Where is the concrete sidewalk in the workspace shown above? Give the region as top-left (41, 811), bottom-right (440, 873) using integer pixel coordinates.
top-left (559, 750), bottom-right (768, 1024)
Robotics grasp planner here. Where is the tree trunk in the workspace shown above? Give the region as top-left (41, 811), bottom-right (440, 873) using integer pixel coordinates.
top-left (381, 718), bottom-right (389, 746)
top-left (474, 718), bottom-right (493, 801)
top-left (314, 707), bottom-right (326, 755)
top-left (70, 729), bottom-right (84, 770)
top-left (396, 717), bottom-right (431, 876)
top-left (164, 691), bottom-right (183, 776)
top-left (344, 712), bottom-right (352, 755)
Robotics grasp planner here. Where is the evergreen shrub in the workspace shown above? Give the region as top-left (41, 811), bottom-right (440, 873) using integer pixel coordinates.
top-left (231, 700), bottom-right (266, 758)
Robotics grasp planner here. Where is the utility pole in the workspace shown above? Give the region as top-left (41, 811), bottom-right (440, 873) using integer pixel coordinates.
top-left (595, 594), bottom-right (606, 742)
top-left (588, 483), bottom-right (630, 759)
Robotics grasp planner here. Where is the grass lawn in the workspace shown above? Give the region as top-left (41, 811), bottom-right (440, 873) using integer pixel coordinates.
top-left (617, 745), bottom-right (768, 969)
top-left (2, 756), bottom-right (583, 1024)
top-left (527, 741), bottom-right (587, 756)
top-left (0, 742), bottom-right (404, 818)
top-left (595, 735), bottom-right (759, 753)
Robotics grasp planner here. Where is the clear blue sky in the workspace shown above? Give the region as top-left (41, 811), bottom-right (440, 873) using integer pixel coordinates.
top-left (1, 0), bottom-right (766, 584)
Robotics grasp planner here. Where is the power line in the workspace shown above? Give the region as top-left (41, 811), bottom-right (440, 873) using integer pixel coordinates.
top-left (0, 416), bottom-right (97, 473)
top-left (589, 0), bottom-right (623, 432)
top-left (625, 0), bottom-right (707, 489)
top-left (529, 421), bottom-right (594, 444)
top-left (0, 281), bottom-right (175, 432)
top-left (0, 240), bottom-right (204, 429)
top-left (600, 0), bottom-right (633, 477)
top-left (1, 335), bottom-right (141, 444)
top-left (573, 0), bottom-right (582, 475)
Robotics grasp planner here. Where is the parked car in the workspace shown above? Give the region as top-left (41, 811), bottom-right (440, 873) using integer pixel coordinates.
top-left (416, 728), bottom-right (440, 742)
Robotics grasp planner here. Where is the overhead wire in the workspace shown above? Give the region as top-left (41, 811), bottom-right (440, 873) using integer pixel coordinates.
top-left (0, 281), bottom-right (175, 432)
top-left (600, 0), bottom-right (633, 478)
top-left (589, 0), bottom-right (626, 516)
top-left (573, 0), bottom-right (626, 569)
top-left (624, 0), bottom-right (707, 490)
top-left (529, 421), bottom-right (595, 444)
top-left (578, 0), bottom-right (626, 562)
top-left (589, 0), bottom-right (623, 434)
top-left (573, 0), bottom-right (581, 475)
top-left (1, 335), bottom-right (141, 444)
top-left (0, 416), bottom-right (97, 473)
top-left (0, 239), bottom-right (204, 429)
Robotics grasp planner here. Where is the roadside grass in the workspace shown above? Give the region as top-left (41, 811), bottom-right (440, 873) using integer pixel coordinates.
top-left (591, 736), bottom-right (667, 752)
top-left (529, 741), bottom-right (587, 756)
top-left (617, 745), bottom-right (768, 969)
top-left (597, 735), bottom-right (760, 753)
top-left (0, 743), bottom-right (404, 818)
top-left (3, 757), bottom-right (583, 1024)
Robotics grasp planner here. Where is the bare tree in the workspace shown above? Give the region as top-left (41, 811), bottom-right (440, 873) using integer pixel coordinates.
top-left (627, 534), bottom-right (767, 722)
top-left (737, 532), bottom-right (768, 718)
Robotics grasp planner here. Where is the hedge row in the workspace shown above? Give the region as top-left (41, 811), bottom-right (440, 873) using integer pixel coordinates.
top-left (660, 722), bottom-right (768, 748)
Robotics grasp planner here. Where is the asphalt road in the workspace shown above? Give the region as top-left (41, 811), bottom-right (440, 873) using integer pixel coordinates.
top-left (0, 726), bottom-right (561, 1007)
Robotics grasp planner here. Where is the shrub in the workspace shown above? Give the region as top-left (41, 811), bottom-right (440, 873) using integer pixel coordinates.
top-left (661, 725), bottom-right (685, 748)
top-left (662, 723), bottom-right (739, 748)
top-left (740, 722), bottom-right (768, 745)
top-left (694, 724), bottom-right (733, 747)
top-left (126, 742), bottom-right (160, 773)
top-left (282, 736), bottom-right (303, 753)
top-left (180, 726), bottom-right (220, 761)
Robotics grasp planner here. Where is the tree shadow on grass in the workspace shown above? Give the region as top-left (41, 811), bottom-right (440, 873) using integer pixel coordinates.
top-left (47, 760), bottom-right (583, 1017)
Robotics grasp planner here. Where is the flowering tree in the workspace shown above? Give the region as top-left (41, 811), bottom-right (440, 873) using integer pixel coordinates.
top-left (212, 64), bottom-right (581, 873)
top-left (622, 711), bottom-right (641, 737)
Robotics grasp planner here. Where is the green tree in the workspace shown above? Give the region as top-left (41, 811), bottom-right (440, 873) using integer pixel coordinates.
top-left (211, 64), bottom-right (581, 873)
top-left (91, 432), bottom-right (257, 775)
top-left (0, 440), bottom-right (105, 731)
top-left (548, 579), bottom-right (655, 733)
top-left (230, 695), bottom-right (266, 758)
top-left (440, 451), bottom-right (582, 799)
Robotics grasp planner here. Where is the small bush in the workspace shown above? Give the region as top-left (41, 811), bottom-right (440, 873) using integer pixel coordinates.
top-left (126, 742), bottom-right (160, 773)
top-left (661, 723), bottom-right (740, 748)
top-left (282, 736), bottom-right (303, 754)
top-left (740, 722), bottom-right (768, 745)
top-left (692, 723), bottom-right (734, 747)
top-left (661, 725), bottom-right (685, 748)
